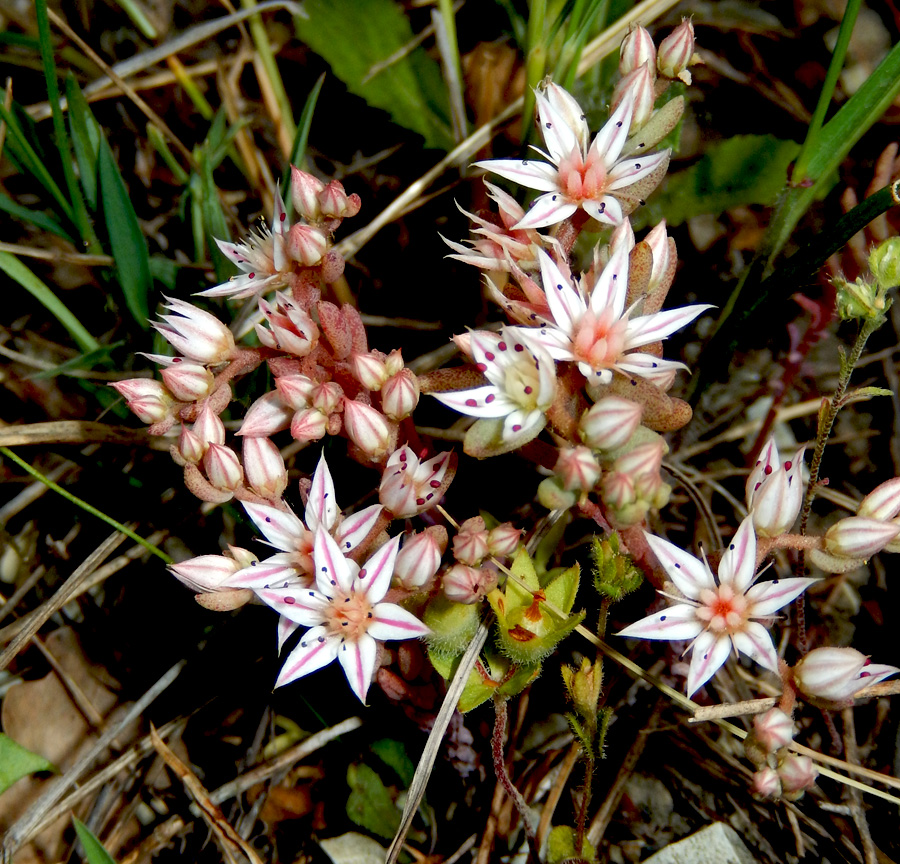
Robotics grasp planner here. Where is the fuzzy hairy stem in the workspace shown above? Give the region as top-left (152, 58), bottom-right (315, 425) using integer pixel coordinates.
top-left (492, 697), bottom-right (537, 838)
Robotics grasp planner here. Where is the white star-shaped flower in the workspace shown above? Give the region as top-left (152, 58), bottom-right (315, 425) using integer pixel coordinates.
top-left (476, 83), bottom-right (670, 229)
top-left (524, 245), bottom-right (712, 385)
top-left (617, 517), bottom-right (817, 697)
top-left (257, 528), bottom-right (430, 702)
top-left (431, 327), bottom-right (557, 442)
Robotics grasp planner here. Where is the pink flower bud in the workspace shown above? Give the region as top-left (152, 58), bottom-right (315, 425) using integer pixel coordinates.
top-left (394, 530), bottom-right (444, 590)
top-left (657, 18), bottom-right (695, 84)
top-left (153, 297), bottom-right (236, 365)
top-left (793, 647), bottom-right (900, 702)
top-left (750, 768), bottom-right (781, 799)
top-left (311, 382), bottom-right (344, 415)
top-left (275, 374), bottom-right (317, 410)
top-left (290, 166), bottom-right (325, 221)
top-left (643, 221), bottom-right (673, 293)
top-left (488, 523), bottom-right (522, 558)
top-left (777, 754), bottom-right (817, 796)
top-left (379, 447), bottom-right (453, 517)
top-left (443, 564), bottom-right (497, 604)
top-left (352, 351), bottom-right (388, 391)
top-left (747, 439), bottom-right (805, 538)
top-left (177, 424), bottom-right (206, 463)
top-left (318, 180), bottom-right (361, 219)
top-left (110, 378), bottom-right (174, 424)
top-left (290, 408), bottom-right (328, 443)
top-left (238, 391), bottom-right (293, 437)
top-left (612, 62), bottom-right (656, 127)
top-left (824, 516), bottom-right (900, 559)
top-left (453, 517), bottom-right (490, 566)
top-left (203, 443), bottom-right (243, 491)
top-left (619, 25), bottom-right (657, 75)
top-left (257, 293), bottom-right (319, 357)
top-left (193, 405), bottom-right (226, 446)
top-left (600, 471), bottom-right (635, 510)
top-left (555, 446), bottom-right (601, 492)
top-left (242, 437), bottom-right (288, 499)
top-left (170, 547), bottom-right (258, 592)
top-left (160, 361), bottom-right (215, 402)
top-left (752, 708), bottom-right (794, 752)
top-left (285, 223), bottom-right (328, 266)
top-left (580, 397), bottom-right (643, 450)
top-left (343, 399), bottom-right (393, 460)
top-left (615, 440), bottom-right (664, 482)
top-left (384, 349), bottom-right (405, 377)
top-left (857, 477), bottom-right (900, 521)
top-left (381, 368), bottom-right (420, 420)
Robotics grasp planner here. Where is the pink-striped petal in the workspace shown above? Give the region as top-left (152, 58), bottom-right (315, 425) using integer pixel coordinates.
top-left (616, 603), bottom-right (703, 641)
top-left (583, 195), bottom-right (624, 225)
top-left (644, 532), bottom-right (716, 599)
top-left (474, 159), bottom-right (561, 193)
top-left (432, 386), bottom-right (517, 419)
top-left (313, 528), bottom-right (355, 595)
top-left (718, 517), bottom-right (757, 594)
top-left (224, 554), bottom-right (303, 589)
top-left (746, 577), bottom-right (817, 617)
top-left (242, 502), bottom-right (305, 552)
top-left (686, 630), bottom-right (731, 697)
top-left (257, 586), bottom-right (329, 627)
top-left (538, 249), bottom-right (585, 334)
top-left (589, 89), bottom-right (633, 167)
top-left (277, 615), bottom-right (299, 652)
top-left (338, 633), bottom-right (377, 703)
top-left (624, 304), bottom-right (713, 348)
top-left (305, 452), bottom-right (338, 533)
top-left (369, 602), bottom-right (431, 641)
top-left (358, 535), bottom-right (401, 603)
top-left (589, 242), bottom-right (629, 318)
top-left (607, 149), bottom-right (671, 189)
top-left (731, 621), bottom-right (779, 672)
top-left (336, 504), bottom-right (384, 553)
top-left (514, 193), bottom-right (578, 230)
top-left (275, 627), bottom-right (340, 687)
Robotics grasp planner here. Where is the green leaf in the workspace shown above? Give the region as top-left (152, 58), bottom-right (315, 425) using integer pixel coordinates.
top-left (370, 739), bottom-right (415, 787)
top-left (73, 818), bottom-right (118, 864)
top-left (636, 135), bottom-right (801, 229)
top-left (295, 0), bottom-right (453, 150)
top-left (345, 763), bottom-right (401, 840)
top-left (283, 73), bottom-right (326, 195)
top-left (66, 75), bottom-right (101, 211)
top-left (0, 191), bottom-right (73, 241)
top-left (30, 344), bottom-right (120, 380)
top-left (547, 825), bottom-right (596, 864)
top-left (98, 136), bottom-right (152, 327)
top-left (0, 251), bottom-right (99, 353)
top-left (0, 734), bottom-right (55, 794)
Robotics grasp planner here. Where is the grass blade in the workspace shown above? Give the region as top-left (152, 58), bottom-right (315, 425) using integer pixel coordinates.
top-left (65, 74), bottom-right (101, 211)
top-left (0, 251), bottom-right (99, 353)
top-left (98, 136), bottom-right (153, 327)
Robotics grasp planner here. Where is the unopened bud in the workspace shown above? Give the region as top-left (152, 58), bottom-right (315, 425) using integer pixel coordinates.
top-left (352, 351), bottom-right (388, 391)
top-left (443, 564), bottom-right (497, 604)
top-left (857, 477), bottom-right (900, 520)
top-left (319, 180), bottom-right (361, 219)
top-left (110, 378), bottom-right (174, 424)
top-left (869, 237), bottom-right (900, 290)
top-left (580, 397), bottom-right (643, 451)
top-left (238, 391), bottom-right (293, 437)
top-left (153, 297), bottom-right (236, 365)
top-left (488, 523), bottom-right (523, 558)
top-left (752, 708), bottom-right (794, 753)
top-left (394, 529), bottom-right (444, 590)
top-left (203, 443), bottom-right (243, 491)
top-left (612, 62), bottom-right (656, 128)
top-left (777, 754), bottom-right (817, 798)
top-left (657, 18), bottom-right (696, 84)
top-left (793, 646), bottom-right (900, 702)
top-left (286, 224), bottom-right (328, 266)
top-left (824, 516), bottom-right (900, 559)
top-left (290, 166), bottom-right (325, 221)
top-left (242, 437), bottom-right (288, 499)
top-left (619, 25), bottom-right (657, 76)
top-left (290, 407), bottom-right (328, 443)
top-left (177, 424), bottom-right (206, 463)
top-left (343, 399), bottom-right (392, 460)
top-left (161, 361), bottom-right (215, 402)
top-left (275, 374), bottom-right (317, 410)
top-left (555, 445), bottom-right (601, 491)
top-left (453, 517), bottom-right (490, 566)
top-left (750, 768), bottom-right (781, 799)
top-left (381, 368), bottom-right (420, 420)
top-left (311, 381), bottom-right (344, 415)
top-left (193, 405), bottom-right (226, 446)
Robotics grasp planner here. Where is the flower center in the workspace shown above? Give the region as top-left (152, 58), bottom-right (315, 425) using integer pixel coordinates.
top-left (323, 590), bottom-right (373, 641)
top-left (557, 146), bottom-right (608, 202)
top-left (572, 308), bottom-right (629, 372)
top-left (503, 355), bottom-right (544, 410)
top-left (696, 585), bottom-right (749, 634)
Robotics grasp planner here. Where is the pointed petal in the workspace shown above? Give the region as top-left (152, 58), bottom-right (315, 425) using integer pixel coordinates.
top-left (608, 149), bottom-right (671, 190)
top-left (538, 249), bottom-right (585, 334)
top-left (432, 385), bottom-right (517, 418)
top-left (275, 626), bottom-right (339, 687)
top-left (369, 602), bottom-right (431, 640)
top-left (242, 502), bottom-right (305, 552)
top-left (277, 615), bottom-right (299, 652)
top-left (474, 159), bottom-right (560, 192)
top-left (514, 193), bottom-right (578, 230)
top-left (686, 630), bottom-right (731, 696)
top-left (272, 193), bottom-right (288, 270)
top-left (502, 408), bottom-right (545, 442)
top-left (717, 517), bottom-right (757, 593)
top-left (257, 585), bottom-right (330, 627)
top-left (590, 89), bottom-right (634, 166)
top-left (624, 304), bottom-right (713, 348)
top-left (338, 633), bottom-right (377, 703)
top-left (224, 554), bottom-right (303, 589)
top-left (305, 452), bottom-right (339, 533)
top-left (731, 621), bottom-right (779, 672)
top-left (214, 239), bottom-right (253, 270)
top-left (589, 242), bottom-right (629, 318)
top-left (583, 195), bottom-right (624, 225)
top-left (644, 532), bottom-right (715, 599)
top-left (313, 528), bottom-right (355, 595)
top-left (616, 603), bottom-right (703, 641)
top-left (615, 354), bottom-right (688, 381)
top-left (359, 535), bottom-right (401, 603)
top-left (535, 89), bottom-right (580, 163)
top-left (746, 577), bottom-right (817, 617)
top-left (336, 504), bottom-right (384, 553)
top-left (522, 325), bottom-right (576, 360)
